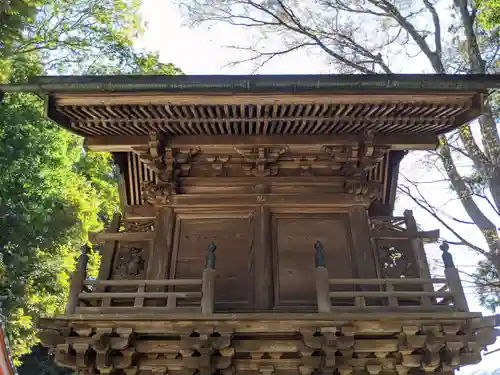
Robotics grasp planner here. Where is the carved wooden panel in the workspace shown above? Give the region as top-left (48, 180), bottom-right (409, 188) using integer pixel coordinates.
top-left (272, 214), bottom-right (354, 309)
top-left (374, 239), bottom-right (419, 279)
top-left (170, 212), bottom-right (255, 310)
top-left (374, 238), bottom-right (421, 297)
top-left (111, 241), bottom-right (150, 281)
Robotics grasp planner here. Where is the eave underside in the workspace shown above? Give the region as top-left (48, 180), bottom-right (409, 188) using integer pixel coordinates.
top-left (48, 92), bottom-right (482, 137)
top-left (40, 312), bottom-right (497, 375)
top-left (39, 86), bottom-right (485, 215)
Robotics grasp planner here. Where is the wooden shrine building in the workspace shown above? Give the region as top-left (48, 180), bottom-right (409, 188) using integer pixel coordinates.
top-left (2, 74), bottom-right (500, 375)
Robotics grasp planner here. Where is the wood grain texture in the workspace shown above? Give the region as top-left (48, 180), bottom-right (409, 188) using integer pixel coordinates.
top-left (170, 212), bottom-right (255, 310)
top-left (349, 206), bottom-right (378, 280)
top-left (254, 206), bottom-right (272, 310)
top-left (96, 213), bottom-right (121, 284)
top-left (146, 207), bottom-right (175, 280)
top-left (272, 213), bottom-right (353, 309)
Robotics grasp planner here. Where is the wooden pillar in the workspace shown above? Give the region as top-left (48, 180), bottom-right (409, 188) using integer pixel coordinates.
top-left (314, 241), bottom-right (331, 313)
top-left (96, 213), bottom-right (121, 283)
top-left (349, 206), bottom-right (378, 279)
top-left (441, 243), bottom-right (469, 312)
top-left (255, 206), bottom-right (272, 310)
top-left (146, 207), bottom-right (175, 280)
top-left (202, 243), bottom-right (216, 314)
top-left (404, 210), bottom-right (433, 306)
top-left (403, 210), bottom-right (432, 279)
top-left (66, 246), bottom-right (89, 315)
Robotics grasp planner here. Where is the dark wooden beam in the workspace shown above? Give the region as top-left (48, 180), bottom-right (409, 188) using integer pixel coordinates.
top-left (55, 92), bottom-right (476, 106)
top-left (84, 135), bottom-right (149, 152)
top-left (123, 193), bottom-right (373, 218)
top-left (85, 134), bottom-right (438, 152)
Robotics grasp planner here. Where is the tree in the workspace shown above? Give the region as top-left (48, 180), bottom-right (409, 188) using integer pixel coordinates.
top-left (0, 0), bottom-right (182, 371)
top-left (1, 0), bottom-right (171, 74)
top-left (477, 0), bottom-right (500, 30)
top-left (0, 52), bottom-right (120, 364)
top-left (0, 0), bottom-right (38, 58)
top-left (178, 0), bottom-right (500, 306)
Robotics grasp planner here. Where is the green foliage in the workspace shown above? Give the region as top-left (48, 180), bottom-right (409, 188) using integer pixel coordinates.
top-left (0, 0), bottom-right (38, 58)
top-left (0, 55), bottom-right (120, 363)
top-left (2, 0), bottom-right (179, 74)
top-left (474, 258), bottom-right (500, 311)
top-left (0, 0), bottom-right (181, 371)
top-left (476, 0), bottom-right (500, 30)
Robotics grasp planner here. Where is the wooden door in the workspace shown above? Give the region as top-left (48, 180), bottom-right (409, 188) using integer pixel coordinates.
top-left (170, 211), bottom-right (255, 311)
top-left (272, 213), bottom-right (354, 310)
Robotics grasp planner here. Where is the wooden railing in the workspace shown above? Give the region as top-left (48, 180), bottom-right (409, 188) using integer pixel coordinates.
top-left (76, 279), bottom-right (203, 314)
top-left (66, 243), bottom-right (217, 315)
top-left (66, 237), bottom-right (467, 315)
top-left (315, 241), bottom-right (469, 312)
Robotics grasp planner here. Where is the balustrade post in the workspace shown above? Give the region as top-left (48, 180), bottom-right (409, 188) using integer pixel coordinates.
top-left (441, 242), bottom-right (469, 312)
top-left (201, 243), bottom-right (216, 315)
top-left (66, 245), bottom-right (89, 315)
top-left (314, 241), bottom-right (331, 313)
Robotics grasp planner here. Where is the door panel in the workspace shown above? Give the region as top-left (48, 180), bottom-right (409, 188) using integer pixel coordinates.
top-left (272, 214), bottom-right (354, 309)
top-left (171, 213), bottom-right (255, 310)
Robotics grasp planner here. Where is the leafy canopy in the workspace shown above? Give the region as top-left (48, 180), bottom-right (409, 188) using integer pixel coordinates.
top-left (0, 0), bottom-right (182, 371)
top-left (476, 0), bottom-right (500, 30)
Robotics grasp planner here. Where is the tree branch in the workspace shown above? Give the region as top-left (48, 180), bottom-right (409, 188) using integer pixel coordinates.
top-left (438, 135), bottom-right (500, 259)
top-left (422, 0), bottom-right (442, 60)
top-left (368, 0), bottom-right (445, 73)
top-left (398, 181), bottom-right (489, 257)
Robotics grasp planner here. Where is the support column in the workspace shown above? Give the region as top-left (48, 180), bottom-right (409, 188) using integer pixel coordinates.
top-left (403, 210), bottom-right (432, 279)
top-left (404, 210), bottom-right (433, 306)
top-left (96, 213), bottom-right (121, 283)
top-left (146, 206), bottom-right (175, 280)
top-left (441, 242), bottom-right (469, 312)
top-left (314, 241), bottom-right (331, 313)
top-left (66, 246), bottom-right (89, 315)
top-left (349, 206), bottom-right (378, 279)
top-left (255, 205), bottom-right (273, 310)
top-left (202, 243), bottom-right (217, 315)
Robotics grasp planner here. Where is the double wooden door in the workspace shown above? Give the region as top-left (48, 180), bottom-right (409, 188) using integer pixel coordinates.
top-left (167, 208), bottom-right (365, 311)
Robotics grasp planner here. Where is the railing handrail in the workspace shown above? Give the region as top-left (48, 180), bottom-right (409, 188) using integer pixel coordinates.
top-left (328, 278), bottom-right (447, 285)
top-left (83, 279), bottom-right (202, 286)
top-left (369, 216), bottom-right (406, 220)
top-left (328, 291), bottom-right (454, 298)
top-left (314, 240), bottom-right (468, 313)
top-left (78, 291), bottom-right (202, 299)
top-left (68, 242), bottom-right (217, 315)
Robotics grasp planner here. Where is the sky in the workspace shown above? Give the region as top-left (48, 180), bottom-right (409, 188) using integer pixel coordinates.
top-left (137, 0), bottom-right (500, 370)
top-left (136, 0), bottom-right (360, 74)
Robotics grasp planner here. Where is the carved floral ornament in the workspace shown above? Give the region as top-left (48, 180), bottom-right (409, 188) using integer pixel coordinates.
top-left (135, 131), bottom-right (177, 206)
top-left (234, 146), bottom-right (288, 177)
top-left (115, 246), bottom-right (145, 277)
top-left (142, 180), bottom-right (176, 206)
top-left (379, 244), bottom-right (412, 278)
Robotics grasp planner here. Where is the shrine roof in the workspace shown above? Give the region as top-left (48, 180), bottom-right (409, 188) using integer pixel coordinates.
top-left (1, 74), bottom-right (499, 138)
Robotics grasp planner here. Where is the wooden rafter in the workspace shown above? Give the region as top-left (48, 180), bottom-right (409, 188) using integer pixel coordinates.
top-left (54, 95), bottom-right (475, 137)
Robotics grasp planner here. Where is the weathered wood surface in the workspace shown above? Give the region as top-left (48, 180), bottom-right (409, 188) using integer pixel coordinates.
top-left (85, 134), bottom-right (439, 151)
top-left (91, 200), bottom-right (460, 314)
top-left (53, 90), bottom-right (478, 144)
top-left (40, 313), bottom-right (496, 375)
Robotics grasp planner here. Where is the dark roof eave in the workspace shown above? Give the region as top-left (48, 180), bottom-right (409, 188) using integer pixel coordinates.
top-left (0, 74), bottom-right (499, 97)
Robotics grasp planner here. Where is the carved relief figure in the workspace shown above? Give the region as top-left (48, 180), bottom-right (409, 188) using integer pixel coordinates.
top-left (115, 247), bottom-right (145, 277)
